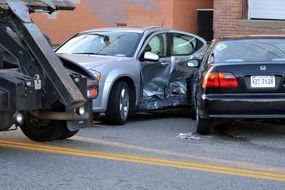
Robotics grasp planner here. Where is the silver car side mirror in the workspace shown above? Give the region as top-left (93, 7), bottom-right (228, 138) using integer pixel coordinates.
top-left (187, 59), bottom-right (199, 67)
top-left (144, 52), bottom-right (159, 62)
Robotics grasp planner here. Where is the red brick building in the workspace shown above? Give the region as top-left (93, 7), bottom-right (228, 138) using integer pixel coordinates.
top-left (214, 0), bottom-right (285, 38)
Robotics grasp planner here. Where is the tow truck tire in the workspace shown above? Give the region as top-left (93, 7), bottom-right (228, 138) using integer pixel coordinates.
top-left (106, 81), bottom-right (130, 125)
top-left (20, 118), bottom-right (77, 142)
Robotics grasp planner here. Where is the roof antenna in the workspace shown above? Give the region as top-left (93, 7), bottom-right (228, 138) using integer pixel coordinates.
top-left (160, 19), bottom-right (165, 27)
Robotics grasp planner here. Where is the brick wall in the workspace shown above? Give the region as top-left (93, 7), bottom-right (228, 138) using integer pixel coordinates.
top-left (214, 0), bottom-right (285, 38)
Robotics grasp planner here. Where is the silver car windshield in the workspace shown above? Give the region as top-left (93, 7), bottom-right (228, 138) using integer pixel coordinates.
top-left (56, 31), bottom-right (141, 57)
top-left (211, 39), bottom-right (285, 63)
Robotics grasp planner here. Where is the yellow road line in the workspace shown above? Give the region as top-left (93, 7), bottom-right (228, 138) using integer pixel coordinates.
top-left (73, 136), bottom-right (284, 173)
top-left (0, 139), bottom-right (285, 182)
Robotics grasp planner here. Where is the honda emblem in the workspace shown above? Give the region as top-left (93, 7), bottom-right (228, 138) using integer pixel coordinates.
top-left (260, 66), bottom-right (266, 71)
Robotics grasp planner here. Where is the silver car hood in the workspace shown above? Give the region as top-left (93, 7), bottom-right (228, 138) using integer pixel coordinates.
top-left (58, 53), bottom-right (130, 69)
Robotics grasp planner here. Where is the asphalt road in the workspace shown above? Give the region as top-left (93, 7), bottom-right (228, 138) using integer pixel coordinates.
top-left (0, 110), bottom-right (285, 190)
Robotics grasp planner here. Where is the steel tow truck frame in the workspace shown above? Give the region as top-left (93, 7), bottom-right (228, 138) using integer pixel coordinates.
top-left (0, 0), bottom-right (98, 141)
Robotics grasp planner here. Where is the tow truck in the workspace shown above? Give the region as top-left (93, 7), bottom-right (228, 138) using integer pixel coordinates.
top-left (0, 0), bottom-right (98, 141)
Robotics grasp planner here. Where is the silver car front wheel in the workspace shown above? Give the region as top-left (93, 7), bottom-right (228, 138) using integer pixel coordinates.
top-left (119, 87), bottom-right (129, 121)
top-left (106, 81), bottom-right (130, 124)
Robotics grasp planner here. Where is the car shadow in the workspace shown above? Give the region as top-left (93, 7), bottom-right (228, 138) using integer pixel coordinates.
top-left (93, 108), bottom-right (193, 124)
top-left (93, 111), bottom-right (285, 143)
top-left (213, 120), bottom-right (285, 141)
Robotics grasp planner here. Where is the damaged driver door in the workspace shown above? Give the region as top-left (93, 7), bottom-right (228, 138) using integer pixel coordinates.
top-left (139, 32), bottom-right (172, 110)
top-left (138, 31), bottom-right (206, 111)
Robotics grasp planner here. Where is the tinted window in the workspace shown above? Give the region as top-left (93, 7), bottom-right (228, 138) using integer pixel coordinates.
top-left (56, 31), bottom-right (141, 57)
top-left (172, 33), bottom-right (199, 55)
top-left (211, 39), bottom-right (285, 63)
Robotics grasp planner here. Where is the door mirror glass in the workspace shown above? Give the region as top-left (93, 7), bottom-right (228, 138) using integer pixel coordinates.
top-left (144, 52), bottom-right (159, 62)
top-left (187, 59), bottom-right (199, 67)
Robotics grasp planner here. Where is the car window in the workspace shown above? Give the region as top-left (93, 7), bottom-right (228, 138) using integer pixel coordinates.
top-left (144, 33), bottom-right (167, 57)
top-left (56, 31), bottom-right (141, 57)
top-left (172, 33), bottom-right (199, 55)
top-left (211, 39), bottom-right (285, 63)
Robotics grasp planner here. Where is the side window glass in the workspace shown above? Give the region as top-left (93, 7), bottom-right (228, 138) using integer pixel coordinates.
top-left (172, 33), bottom-right (198, 55)
top-left (144, 34), bottom-right (167, 57)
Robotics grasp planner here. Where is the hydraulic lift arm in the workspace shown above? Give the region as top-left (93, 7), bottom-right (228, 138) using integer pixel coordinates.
top-left (1, 0), bottom-right (85, 108)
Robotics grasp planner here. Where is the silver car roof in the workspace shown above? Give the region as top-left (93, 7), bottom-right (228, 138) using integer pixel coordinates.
top-left (79, 26), bottom-right (170, 34)
top-left (75, 26), bottom-right (207, 58)
top-left (78, 26), bottom-right (206, 42)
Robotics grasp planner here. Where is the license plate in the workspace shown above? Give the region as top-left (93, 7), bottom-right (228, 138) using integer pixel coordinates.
top-left (250, 76), bottom-right (275, 88)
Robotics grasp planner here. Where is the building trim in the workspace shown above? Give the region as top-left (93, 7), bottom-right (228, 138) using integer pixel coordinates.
top-left (239, 20), bottom-right (285, 29)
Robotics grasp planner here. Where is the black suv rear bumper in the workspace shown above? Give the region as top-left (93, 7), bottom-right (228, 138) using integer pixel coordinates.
top-left (198, 93), bottom-right (285, 119)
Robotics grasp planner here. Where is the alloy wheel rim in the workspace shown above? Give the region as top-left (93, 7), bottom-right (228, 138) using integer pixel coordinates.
top-left (119, 87), bottom-right (129, 120)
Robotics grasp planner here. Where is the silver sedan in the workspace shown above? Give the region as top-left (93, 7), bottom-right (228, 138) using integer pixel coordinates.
top-left (56, 27), bottom-right (207, 124)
